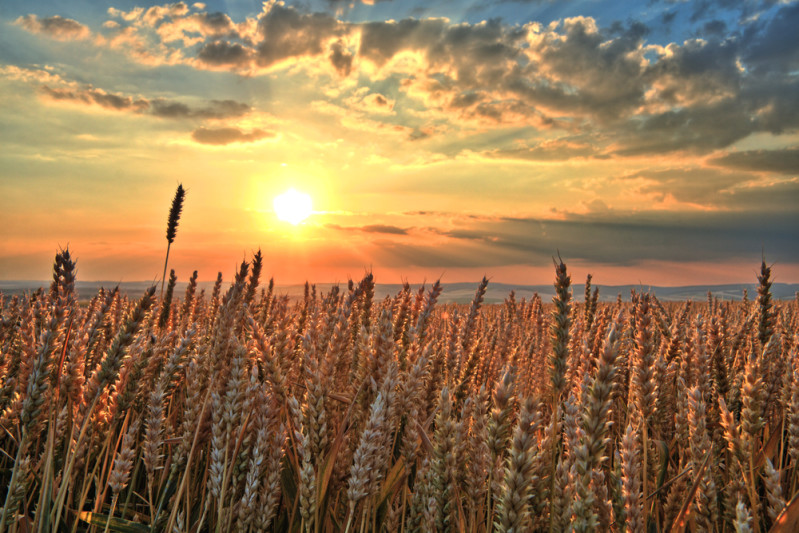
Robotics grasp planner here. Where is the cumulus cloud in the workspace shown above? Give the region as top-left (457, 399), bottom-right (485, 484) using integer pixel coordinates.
top-left (329, 40), bottom-right (354, 76)
top-left (191, 126), bottom-right (275, 145)
top-left (16, 2), bottom-right (799, 157)
top-left (16, 14), bottom-right (90, 41)
top-left (255, 2), bottom-right (346, 69)
top-left (197, 41), bottom-right (252, 68)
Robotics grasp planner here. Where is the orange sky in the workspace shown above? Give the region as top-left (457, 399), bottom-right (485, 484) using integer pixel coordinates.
top-left (1, 1), bottom-right (797, 286)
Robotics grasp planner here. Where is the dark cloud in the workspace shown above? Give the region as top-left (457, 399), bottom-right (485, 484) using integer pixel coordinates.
top-left (700, 20), bottom-right (727, 38)
top-left (41, 85), bottom-right (250, 120)
top-left (612, 101), bottom-right (755, 156)
top-left (359, 18), bottom-right (449, 66)
top-left (191, 127), bottom-right (275, 145)
top-left (16, 14), bottom-right (90, 40)
top-left (255, 3), bottom-right (345, 68)
top-left (328, 223), bottom-right (410, 235)
top-left (720, 178), bottom-right (799, 213)
top-left (194, 11), bottom-right (236, 35)
top-left (150, 99), bottom-right (250, 119)
top-left (371, 94), bottom-right (389, 107)
top-left (197, 41), bottom-right (252, 68)
top-left (376, 209), bottom-right (799, 268)
top-left (709, 148), bottom-right (799, 174)
top-left (41, 86), bottom-right (148, 112)
top-left (148, 100), bottom-right (193, 117)
top-left (329, 40), bottom-right (353, 76)
top-left (742, 2), bottom-right (799, 75)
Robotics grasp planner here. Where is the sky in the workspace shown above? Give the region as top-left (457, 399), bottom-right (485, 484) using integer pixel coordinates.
top-left (1, 0), bottom-right (798, 286)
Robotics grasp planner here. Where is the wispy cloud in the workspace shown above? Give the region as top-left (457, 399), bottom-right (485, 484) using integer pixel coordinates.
top-left (191, 126), bottom-right (276, 145)
top-left (709, 147), bottom-right (799, 174)
top-left (327, 223), bottom-right (411, 235)
top-left (40, 84), bottom-right (250, 120)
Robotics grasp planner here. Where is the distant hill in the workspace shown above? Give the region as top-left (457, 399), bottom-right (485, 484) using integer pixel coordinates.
top-left (2, 280), bottom-right (796, 304)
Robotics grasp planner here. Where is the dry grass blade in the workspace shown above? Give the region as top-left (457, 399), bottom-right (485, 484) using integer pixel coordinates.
top-left (415, 418), bottom-right (435, 456)
top-left (754, 419), bottom-right (783, 470)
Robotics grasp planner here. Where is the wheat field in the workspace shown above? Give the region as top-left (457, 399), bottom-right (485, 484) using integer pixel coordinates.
top-left (0, 249), bottom-right (797, 532)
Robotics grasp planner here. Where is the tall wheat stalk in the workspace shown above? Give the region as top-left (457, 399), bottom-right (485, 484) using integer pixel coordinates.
top-left (161, 184), bottom-right (185, 299)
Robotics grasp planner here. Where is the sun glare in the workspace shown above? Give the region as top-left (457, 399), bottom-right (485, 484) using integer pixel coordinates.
top-left (273, 188), bottom-right (313, 225)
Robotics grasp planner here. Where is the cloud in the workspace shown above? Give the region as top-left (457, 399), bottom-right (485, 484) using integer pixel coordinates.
top-left (16, 14), bottom-right (90, 41)
top-left (151, 99), bottom-right (250, 119)
top-left (310, 100), bottom-right (413, 138)
top-left (742, 2), bottom-right (799, 76)
top-left (361, 224), bottom-right (409, 235)
top-left (378, 208), bottom-right (799, 268)
top-left (329, 40), bottom-right (354, 76)
top-left (191, 126), bottom-right (275, 145)
top-left (15, 2), bottom-right (799, 158)
top-left (1, 65), bottom-right (71, 85)
top-left (197, 41), bottom-right (252, 68)
top-left (344, 89), bottom-right (396, 115)
top-left (40, 85), bottom-right (250, 120)
top-left (255, 2), bottom-right (347, 69)
top-left (141, 2), bottom-right (190, 26)
top-left (618, 167), bottom-right (752, 206)
top-left (721, 178), bottom-right (799, 213)
top-left (41, 86), bottom-right (149, 112)
top-left (484, 139), bottom-right (599, 161)
top-left (709, 148), bottom-right (799, 174)
top-left (328, 223), bottom-right (410, 235)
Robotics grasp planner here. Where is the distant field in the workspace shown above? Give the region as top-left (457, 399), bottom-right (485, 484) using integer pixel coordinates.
top-left (2, 279), bottom-right (797, 304)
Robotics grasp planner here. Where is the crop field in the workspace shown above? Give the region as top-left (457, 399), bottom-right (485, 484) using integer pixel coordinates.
top-left (0, 250), bottom-right (797, 532)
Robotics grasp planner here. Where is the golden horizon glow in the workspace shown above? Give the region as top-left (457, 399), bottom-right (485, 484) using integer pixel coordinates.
top-left (273, 188), bottom-right (313, 225)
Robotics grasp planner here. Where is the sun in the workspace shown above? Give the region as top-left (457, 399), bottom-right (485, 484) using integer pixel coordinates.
top-left (273, 188), bottom-right (313, 225)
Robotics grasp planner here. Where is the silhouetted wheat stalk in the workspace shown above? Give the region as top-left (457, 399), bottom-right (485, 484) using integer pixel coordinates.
top-left (161, 183), bottom-right (185, 299)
